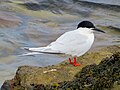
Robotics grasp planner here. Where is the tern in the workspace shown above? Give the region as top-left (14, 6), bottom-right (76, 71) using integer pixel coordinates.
top-left (23, 21), bottom-right (105, 66)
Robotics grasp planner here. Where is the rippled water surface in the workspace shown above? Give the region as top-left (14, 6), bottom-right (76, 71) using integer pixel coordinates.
top-left (83, 0), bottom-right (120, 5)
top-left (0, 0), bottom-right (120, 86)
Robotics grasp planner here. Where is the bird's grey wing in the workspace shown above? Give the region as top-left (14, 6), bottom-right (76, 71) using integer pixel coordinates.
top-left (23, 30), bottom-right (88, 54)
top-left (23, 31), bottom-right (76, 52)
top-left (50, 30), bottom-right (88, 45)
top-left (47, 30), bottom-right (89, 53)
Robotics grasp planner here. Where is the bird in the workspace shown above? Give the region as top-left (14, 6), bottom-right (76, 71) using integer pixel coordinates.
top-left (23, 21), bottom-right (105, 66)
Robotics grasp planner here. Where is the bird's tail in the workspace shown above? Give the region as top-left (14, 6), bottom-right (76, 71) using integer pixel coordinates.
top-left (19, 52), bottom-right (43, 56)
top-left (22, 47), bottom-right (45, 52)
top-left (20, 46), bottom-right (62, 56)
top-left (19, 47), bottom-right (45, 56)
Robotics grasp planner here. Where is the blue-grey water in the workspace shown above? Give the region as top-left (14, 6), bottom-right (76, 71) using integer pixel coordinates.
top-left (0, 0), bottom-right (120, 87)
top-left (83, 0), bottom-right (120, 6)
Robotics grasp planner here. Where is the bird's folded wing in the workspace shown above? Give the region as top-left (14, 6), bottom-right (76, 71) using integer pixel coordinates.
top-left (22, 30), bottom-right (88, 54)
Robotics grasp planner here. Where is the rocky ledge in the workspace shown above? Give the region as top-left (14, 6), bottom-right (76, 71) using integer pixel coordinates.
top-left (1, 45), bottom-right (120, 90)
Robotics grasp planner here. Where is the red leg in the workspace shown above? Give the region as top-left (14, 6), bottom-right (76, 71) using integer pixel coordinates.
top-left (69, 58), bottom-right (74, 64)
top-left (73, 56), bottom-right (81, 66)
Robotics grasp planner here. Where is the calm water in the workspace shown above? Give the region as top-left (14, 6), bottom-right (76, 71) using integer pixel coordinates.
top-left (0, 0), bottom-right (120, 87)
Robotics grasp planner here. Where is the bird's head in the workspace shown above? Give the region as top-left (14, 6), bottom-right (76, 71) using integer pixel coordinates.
top-left (77, 21), bottom-right (105, 33)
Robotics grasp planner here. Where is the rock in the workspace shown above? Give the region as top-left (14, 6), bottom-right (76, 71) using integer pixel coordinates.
top-left (1, 45), bottom-right (120, 90)
top-left (24, 52), bottom-right (120, 90)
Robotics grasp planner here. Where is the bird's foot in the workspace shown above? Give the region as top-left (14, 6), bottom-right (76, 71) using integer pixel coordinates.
top-left (69, 57), bottom-right (81, 67)
top-left (73, 63), bottom-right (81, 66)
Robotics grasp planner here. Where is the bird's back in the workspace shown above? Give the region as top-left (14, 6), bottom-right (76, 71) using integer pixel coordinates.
top-left (45, 28), bottom-right (94, 56)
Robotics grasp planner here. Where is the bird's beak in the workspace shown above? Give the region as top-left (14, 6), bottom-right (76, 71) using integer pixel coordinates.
top-left (93, 28), bottom-right (105, 33)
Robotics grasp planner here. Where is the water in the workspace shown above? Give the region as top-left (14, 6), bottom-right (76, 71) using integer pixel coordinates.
top-left (82, 0), bottom-right (120, 6)
top-left (0, 0), bottom-right (120, 87)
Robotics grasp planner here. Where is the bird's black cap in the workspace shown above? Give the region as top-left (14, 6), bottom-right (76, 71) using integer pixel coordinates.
top-left (77, 21), bottom-right (95, 29)
top-left (77, 21), bottom-right (105, 33)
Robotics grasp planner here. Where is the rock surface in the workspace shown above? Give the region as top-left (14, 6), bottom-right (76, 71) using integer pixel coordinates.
top-left (33, 52), bottom-right (120, 90)
top-left (1, 45), bottom-right (120, 90)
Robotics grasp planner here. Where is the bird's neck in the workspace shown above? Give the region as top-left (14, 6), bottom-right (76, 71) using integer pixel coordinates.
top-left (77, 27), bottom-right (93, 34)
